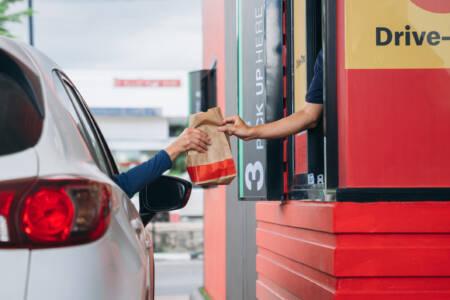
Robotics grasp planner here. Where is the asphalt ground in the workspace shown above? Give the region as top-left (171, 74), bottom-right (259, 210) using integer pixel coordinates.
top-left (154, 259), bottom-right (203, 298)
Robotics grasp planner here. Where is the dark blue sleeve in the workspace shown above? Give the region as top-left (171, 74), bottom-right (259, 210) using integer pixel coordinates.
top-left (305, 49), bottom-right (323, 104)
top-left (113, 150), bottom-right (172, 198)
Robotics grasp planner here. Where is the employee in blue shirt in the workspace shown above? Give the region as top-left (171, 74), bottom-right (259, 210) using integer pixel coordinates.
top-left (218, 49), bottom-right (323, 140)
top-left (114, 128), bottom-right (211, 198)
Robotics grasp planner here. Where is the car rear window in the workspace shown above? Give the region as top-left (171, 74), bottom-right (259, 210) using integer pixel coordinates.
top-left (0, 72), bottom-right (43, 156)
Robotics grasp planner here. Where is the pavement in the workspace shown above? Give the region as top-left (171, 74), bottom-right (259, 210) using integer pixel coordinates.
top-left (155, 296), bottom-right (190, 300)
top-left (154, 289), bottom-right (204, 300)
top-left (154, 259), bottom-right (204, 299)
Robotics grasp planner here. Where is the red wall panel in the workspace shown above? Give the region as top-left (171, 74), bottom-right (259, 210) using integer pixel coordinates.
top-left (256, 201), bottom-right (450, 299)
top-left (342, 68), bottom-right (450, 188)
top-left (337, 0), bottom-right (450, 188)
top-left (202, 0), bottom-right (227, 299)
top-left (294, 132), bottom-right (307, 174)
top-left (203, 187), bottom-right (226, 300)
top-left (257, 274), bottom-right (303, 300)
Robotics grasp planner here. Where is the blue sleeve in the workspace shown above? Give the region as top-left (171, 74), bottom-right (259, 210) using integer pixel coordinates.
top-left (305, 49), bottom-right (323, 104)
top-left (113, 150), bottom-right (172, 198)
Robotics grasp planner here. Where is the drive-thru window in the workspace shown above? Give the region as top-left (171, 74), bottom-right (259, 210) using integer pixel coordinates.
top-left (237, 0), bottom-right (330, 200)
top-left (237, 0), bottom-right (450, 202)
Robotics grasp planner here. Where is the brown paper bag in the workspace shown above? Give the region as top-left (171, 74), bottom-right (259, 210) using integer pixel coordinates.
top-left (186, 107), bottom-right (236, 185)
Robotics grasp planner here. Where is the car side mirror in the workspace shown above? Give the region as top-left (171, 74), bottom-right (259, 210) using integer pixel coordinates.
top-left (139, 176), bottom-right (191, 225)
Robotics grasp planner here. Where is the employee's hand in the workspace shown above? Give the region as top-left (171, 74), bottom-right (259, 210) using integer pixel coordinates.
top-left (218, 115), bottom-right (255, 141)
top-left (165, 128), bottom-right (211, 161)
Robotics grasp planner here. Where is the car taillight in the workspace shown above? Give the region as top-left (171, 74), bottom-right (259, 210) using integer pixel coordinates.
top-left (22, 187), bottom-right (74, 243)
top-left (0, 178), bottom-right (113, 248)
top-left (0, 190), bottom-right (15, 242)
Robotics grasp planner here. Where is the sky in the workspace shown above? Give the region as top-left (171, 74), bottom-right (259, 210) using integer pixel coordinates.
top-left (5, 0), bottom-right (203, 70)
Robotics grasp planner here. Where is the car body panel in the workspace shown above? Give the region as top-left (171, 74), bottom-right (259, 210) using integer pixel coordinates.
top-left (0, 249), bottom-right (29, 300)
top-left (0, 38), bottom-right (41, 79)
top-left (0, 37), bottom-right (154, 300)
top-left (0, 149), bottom-right (38, 182)
top-left (26, 208), bottom-right (147, 300)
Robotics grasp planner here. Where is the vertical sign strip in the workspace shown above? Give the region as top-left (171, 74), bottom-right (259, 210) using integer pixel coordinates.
top-left (237, 0), bottom-right (244, 198)
top-left (238, 0), bottom-right (270, 199)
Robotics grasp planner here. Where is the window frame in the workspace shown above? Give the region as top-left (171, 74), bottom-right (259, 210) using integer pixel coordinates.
top-left (286, 0), bottom-right (337, 200)
top-left (54, 70), bottom-right (118, 177)
top-left (77, 91), bottom-right (120, 176)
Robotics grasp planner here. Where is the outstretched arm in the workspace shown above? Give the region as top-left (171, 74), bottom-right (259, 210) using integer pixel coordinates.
top-left (218, 102), bottom-right (323, 140)
top-left (164, 128), bottom-right (211, 161)
top-left (114, 128), bottom-right (211, 198)
top-left (113, 150), bottom-right (172, 198)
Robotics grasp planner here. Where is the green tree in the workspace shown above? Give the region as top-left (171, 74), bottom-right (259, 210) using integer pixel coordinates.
top-left (0, 0), bottom-right (33, 37)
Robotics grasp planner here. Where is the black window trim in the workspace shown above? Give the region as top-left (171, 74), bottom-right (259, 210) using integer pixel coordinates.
top-left (79, 97), bottom-right (120, 175)
top-left (53, 70), bottom-right (106, 173)
top-left (54, 70), bottom-right (117, 177)
top-left (286, 0), bottom-right (328, 200)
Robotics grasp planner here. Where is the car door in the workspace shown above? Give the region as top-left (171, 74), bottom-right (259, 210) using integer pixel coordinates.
top-left (55, 71), bottom-right (153, 298)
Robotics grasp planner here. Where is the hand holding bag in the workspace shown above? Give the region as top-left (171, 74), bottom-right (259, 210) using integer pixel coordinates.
top-left (186, 107), bottom-right (236, 185)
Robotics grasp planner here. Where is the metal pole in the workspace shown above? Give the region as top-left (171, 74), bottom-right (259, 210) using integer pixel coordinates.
top-left (28, 0), bottom-right (34, 46)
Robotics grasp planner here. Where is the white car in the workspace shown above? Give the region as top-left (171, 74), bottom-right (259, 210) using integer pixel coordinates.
top-left (0, 37), bottom-right (191, 300)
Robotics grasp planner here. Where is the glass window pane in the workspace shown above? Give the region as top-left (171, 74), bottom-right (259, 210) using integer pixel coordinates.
top-left (59, 76), bottom-right (109, 174)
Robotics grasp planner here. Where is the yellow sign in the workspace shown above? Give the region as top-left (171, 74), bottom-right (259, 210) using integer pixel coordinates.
top-left (345, 0), bottom-right (450, 69)
top-left (293, 0), bottom-right (306, 111)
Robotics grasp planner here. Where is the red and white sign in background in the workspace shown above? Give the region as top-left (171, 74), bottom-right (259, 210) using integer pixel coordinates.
top-left (114, 79), bottom-right (181, 88)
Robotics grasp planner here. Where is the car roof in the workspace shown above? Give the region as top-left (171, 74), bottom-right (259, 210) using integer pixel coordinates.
top-left (0, 37), bottom-right (111, 182)
top-left (0, 36), bottom-right (60, 75)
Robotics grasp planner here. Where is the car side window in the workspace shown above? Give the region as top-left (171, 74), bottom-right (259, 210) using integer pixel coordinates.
top-left (83, 107), bottom-right (120, 175)
top-left (65, 82), bottom-right (111, 175)
top-left (52, 72), bottom-right (99, 162)
top-left (52, 72), bottom-right (88, 136)
top-left (53, 72), bottom-right (110, 175)
top-left (66, 85), bottom-right (120, 176)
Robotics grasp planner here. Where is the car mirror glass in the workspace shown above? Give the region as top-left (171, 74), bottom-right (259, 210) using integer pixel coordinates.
top-left (139, 175), bottom-right (191, 214)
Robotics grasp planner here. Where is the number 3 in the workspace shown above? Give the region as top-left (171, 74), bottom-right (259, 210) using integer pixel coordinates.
top-left (245, 161), bottom-right (264, 191)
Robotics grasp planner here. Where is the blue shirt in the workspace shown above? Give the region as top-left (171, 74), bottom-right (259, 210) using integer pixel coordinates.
top-left (113, 150), bottom-right (172, 198)
top-left (305, 49), bottom-right (323, 104)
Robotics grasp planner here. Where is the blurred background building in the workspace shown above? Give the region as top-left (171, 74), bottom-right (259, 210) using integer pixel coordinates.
top-left (4, 0), bottom-right (205, 297)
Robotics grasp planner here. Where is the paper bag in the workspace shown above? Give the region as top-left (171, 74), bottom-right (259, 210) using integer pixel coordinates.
top-left (186, 107), bottom-right (236, 185)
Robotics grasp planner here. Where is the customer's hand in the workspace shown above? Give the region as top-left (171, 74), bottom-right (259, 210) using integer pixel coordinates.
top-left (218, 115), bottom-right (255, 141)
top-left (164, 128), bottom-right (211, 161)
